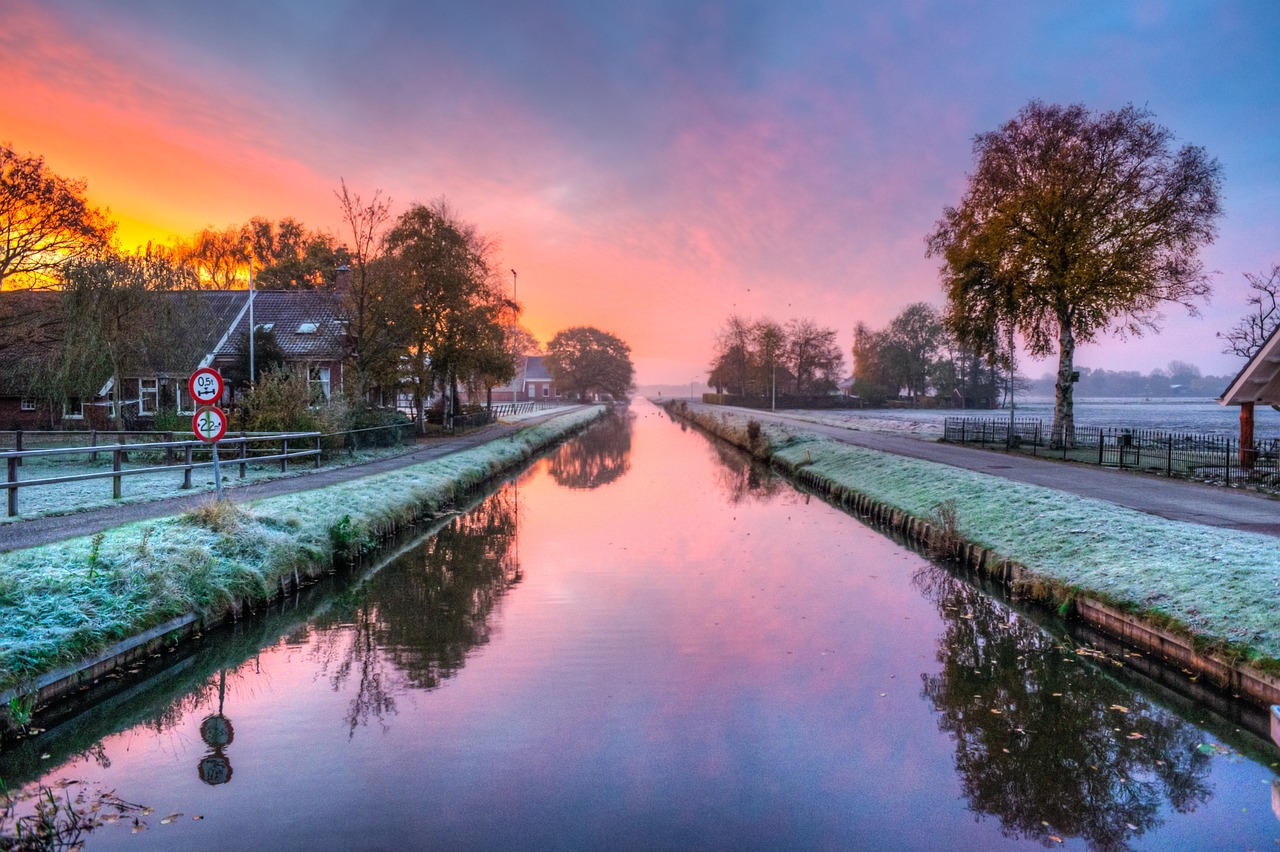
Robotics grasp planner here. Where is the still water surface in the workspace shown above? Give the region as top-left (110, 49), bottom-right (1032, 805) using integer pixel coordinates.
top-left (3, 400), bottom-right (1278, 850)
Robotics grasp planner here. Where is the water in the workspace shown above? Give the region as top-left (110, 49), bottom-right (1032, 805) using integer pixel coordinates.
top-left (2, 401), bottom-right (1278, 850)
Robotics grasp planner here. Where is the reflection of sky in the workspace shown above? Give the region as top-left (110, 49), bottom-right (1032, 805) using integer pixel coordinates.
top-left (23, 401), bottom-right (1280, 850)
top-left (4, 2), bottom-right (1280, 382)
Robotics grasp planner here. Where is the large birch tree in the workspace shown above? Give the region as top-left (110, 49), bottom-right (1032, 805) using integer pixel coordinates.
top-left (927, 101), bottom-right (1222, 447)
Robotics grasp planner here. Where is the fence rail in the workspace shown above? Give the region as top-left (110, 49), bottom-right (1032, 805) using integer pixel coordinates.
top-left (2, 432), bottom-right (322, 518)
top-left (943, 416), bottom-right (1280, 487)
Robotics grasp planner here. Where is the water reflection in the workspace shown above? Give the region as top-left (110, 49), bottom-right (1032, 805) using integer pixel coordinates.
top-left (916, 567), bottom-right (1212, 850)
top-left (197, 670), bottom-right (234, 786)
top-left (704, 439), bottom-right (784, 504)
top-left (546, 411), bottom-right (633, 489)
top-left (309, 487), bottom-right (521, 735)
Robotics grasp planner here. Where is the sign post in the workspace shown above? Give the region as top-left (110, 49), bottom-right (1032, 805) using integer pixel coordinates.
top-left (190, 369), bottom-right (227, 500)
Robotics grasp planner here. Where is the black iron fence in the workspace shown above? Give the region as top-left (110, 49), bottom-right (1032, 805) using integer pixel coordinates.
top-left (943, 417), bottom-right (1280, 486)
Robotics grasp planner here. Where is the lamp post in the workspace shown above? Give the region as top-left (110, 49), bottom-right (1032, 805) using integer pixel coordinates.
top-left (510, 269), bottom-right (518, 400)
top-left (248, 260), bottom-right (255, 387)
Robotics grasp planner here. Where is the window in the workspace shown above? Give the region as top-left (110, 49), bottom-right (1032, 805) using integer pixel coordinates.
top-left (63, 396), bottom-right (84, 419)
top-left (542, 385), bottom-right (549, 398)
top-left (296, 322), bottom-right (318, 334)
top-left (20, 398), bottom-right (36, 412)
top-left (139, 378), bottom-right (159, 415)
top-left (308, 365), bottom-right (331, 400)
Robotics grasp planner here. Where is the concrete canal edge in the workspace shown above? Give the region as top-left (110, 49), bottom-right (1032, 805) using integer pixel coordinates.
top-left (0, 409), bottom-right (606, 720)
top-left (664, 402), bottom-right (1280, 724)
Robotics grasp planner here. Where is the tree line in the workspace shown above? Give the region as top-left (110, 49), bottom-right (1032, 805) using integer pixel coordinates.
top-left (715, 99), bottom-right (1262, 429)
top-left (0, 144), bottom-right (634, 429)
top-left (707, 315), bottom-right (844, 401)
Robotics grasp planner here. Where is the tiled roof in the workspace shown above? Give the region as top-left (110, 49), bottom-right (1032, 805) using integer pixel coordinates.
top-left (523, 355), bottom-right (551, 381)
top-left (214, 290), bottom-right (345, 360)
top-left (0, 289), bottom-right (347, 398)
top-left (0, 291), bottom-right (62, 396)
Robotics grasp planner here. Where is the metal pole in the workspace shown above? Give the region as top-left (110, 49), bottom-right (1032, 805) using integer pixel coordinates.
top-left (248, 261), bottom-right (255, 386)
top-left (1006, 322), bottom-right (1015, 449)
top-left (510, 268), bottom-right (519, 401)
top-left (212, 441), bottom-right (223, 501)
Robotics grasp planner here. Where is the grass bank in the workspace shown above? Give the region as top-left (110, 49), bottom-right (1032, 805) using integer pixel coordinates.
top-left (666, 401), bottom-right (1280, 689)
top-left (0, 407), bottom-right (604, 705)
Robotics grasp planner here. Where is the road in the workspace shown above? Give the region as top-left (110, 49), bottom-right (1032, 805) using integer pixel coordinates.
top-left (712, 405), bottom-right (1280, 538)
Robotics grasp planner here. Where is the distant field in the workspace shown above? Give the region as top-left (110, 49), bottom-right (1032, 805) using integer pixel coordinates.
top-left (792, 397), bottom-right (1280, 438)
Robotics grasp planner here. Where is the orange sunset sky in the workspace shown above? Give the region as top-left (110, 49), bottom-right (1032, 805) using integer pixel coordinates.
top-left (3, 1), bottom-right (1278, 386)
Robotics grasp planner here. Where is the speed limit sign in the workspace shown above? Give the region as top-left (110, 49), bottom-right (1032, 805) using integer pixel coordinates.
top-left (193, 406), bottom-right (228, 443)
top-left (189, 368), bottom-right (224, 406)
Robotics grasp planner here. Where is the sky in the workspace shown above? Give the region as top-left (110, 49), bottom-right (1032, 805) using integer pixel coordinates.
top-left (2, 0), bottom-right (1278, 387)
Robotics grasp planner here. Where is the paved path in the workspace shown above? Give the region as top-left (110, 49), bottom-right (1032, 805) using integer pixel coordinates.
top-left (0, 409), bottom-right (583, 554)
top-left (708, 405), bottom-right (1280, 538)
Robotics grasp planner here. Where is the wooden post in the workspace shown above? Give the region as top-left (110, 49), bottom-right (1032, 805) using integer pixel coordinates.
top-left (239, 434), bottom-right (247, 479)
top-left (13, 428), bottom-right (21, 468)
top-left (183, 445), bottom-right (193, 489)
top-left (7, 456), bottom-right (17, 517)
top-left (281, 437), bottom-right (289, 473)
top-left (1240, 401), bottom-right (1257, 470)
top-left (314, 435), bottom-right (321, 469)
top-left (112, 447), bottom-right (123, 499)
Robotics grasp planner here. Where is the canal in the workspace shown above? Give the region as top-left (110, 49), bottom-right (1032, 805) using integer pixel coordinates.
top-left (2, 400), bottom-right (1278, 850)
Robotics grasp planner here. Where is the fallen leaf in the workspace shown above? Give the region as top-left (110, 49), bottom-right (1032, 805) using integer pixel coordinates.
top-left (1109, 705), bottom-right (1129, 713)
top-left (161, 813), bottom-right (183, 825)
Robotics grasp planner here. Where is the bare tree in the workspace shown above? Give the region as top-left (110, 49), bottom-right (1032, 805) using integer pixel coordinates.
top-left (0, 144), bottom-right (114, 289)
top-left (335, 180), bottom-right (394, 400)
top-left (1218, 264), bottom-right (1280, 359)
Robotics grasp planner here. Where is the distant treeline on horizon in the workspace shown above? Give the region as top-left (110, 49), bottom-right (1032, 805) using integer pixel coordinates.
top-left (1026, 364), bottom-right (1232, 399)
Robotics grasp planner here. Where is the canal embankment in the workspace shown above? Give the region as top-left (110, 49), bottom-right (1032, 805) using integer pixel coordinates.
top-left (0, 406), bottom-right (605, 726)
top-left (663, 400), bottom-right (1280, 710)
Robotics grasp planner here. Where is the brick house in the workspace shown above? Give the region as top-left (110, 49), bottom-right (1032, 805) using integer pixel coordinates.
top-left (0, 289), bottom-right (347, 429)
top-left (487, 355), bottom-right (563, 404)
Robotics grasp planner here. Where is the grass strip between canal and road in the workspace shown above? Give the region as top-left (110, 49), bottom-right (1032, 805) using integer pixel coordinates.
top-left (0, 406), bottom-right (605, 701)
top-left (671, 403), bottom-right (1280, 672)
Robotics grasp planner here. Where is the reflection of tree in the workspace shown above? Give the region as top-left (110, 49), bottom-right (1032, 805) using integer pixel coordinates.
top-left (916, 568), bottom-right (1211, 850)
top-left (705, 437), bottom-right (784, 504)
top-left (547, 411), bottom-right (632, 489)
top-left (312, 487), bottom-right (522, 735)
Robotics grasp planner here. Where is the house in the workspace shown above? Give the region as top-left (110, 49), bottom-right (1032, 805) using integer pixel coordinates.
top-left (0, 288), bottom-right (347, 429)
top-left (206, 290), bottom-right (347, 403)
top-left (1218, 321), bottom-right (1280, 466)
top-left (487, 355), bottom-right (560, 404)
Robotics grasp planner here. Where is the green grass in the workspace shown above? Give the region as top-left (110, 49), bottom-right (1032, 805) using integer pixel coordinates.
top-left (0, 407), bottom-right (604, 697)
top-left (670, 402), bottom-right (1280, 666)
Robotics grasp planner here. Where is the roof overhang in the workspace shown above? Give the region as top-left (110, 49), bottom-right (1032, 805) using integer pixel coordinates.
top-left (1219, 322), bottom-right (1280, 406)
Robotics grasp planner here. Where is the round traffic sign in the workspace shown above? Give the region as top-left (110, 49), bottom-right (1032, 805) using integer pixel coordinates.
top-left (189, 368), bottom-right (224, 405)
top-left (193, 406), bottom-right (228, 443)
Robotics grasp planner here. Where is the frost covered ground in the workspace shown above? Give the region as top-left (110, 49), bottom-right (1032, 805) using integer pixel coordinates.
top-left (0, 407), bottom-right (604, 694)
top-left (774, 396), bottom-right (1280, 439)
top-left (1, 443), bottom-right (420, 523)
top-left (3, 409), bottom-right (572, 523)
top-left (678, 405), bottom-right (1280, 663)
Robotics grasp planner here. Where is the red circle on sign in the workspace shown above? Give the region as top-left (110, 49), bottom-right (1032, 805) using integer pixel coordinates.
top-left (193, 406), bottom-right (228, 443)
top-left (189, 368), bottom-right (224, 405)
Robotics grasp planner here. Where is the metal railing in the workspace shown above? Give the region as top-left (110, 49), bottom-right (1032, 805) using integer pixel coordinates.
top-left (943, 417), bottom-right (1280, 486)
top-left (2, 432), bottom-right (322, 517)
